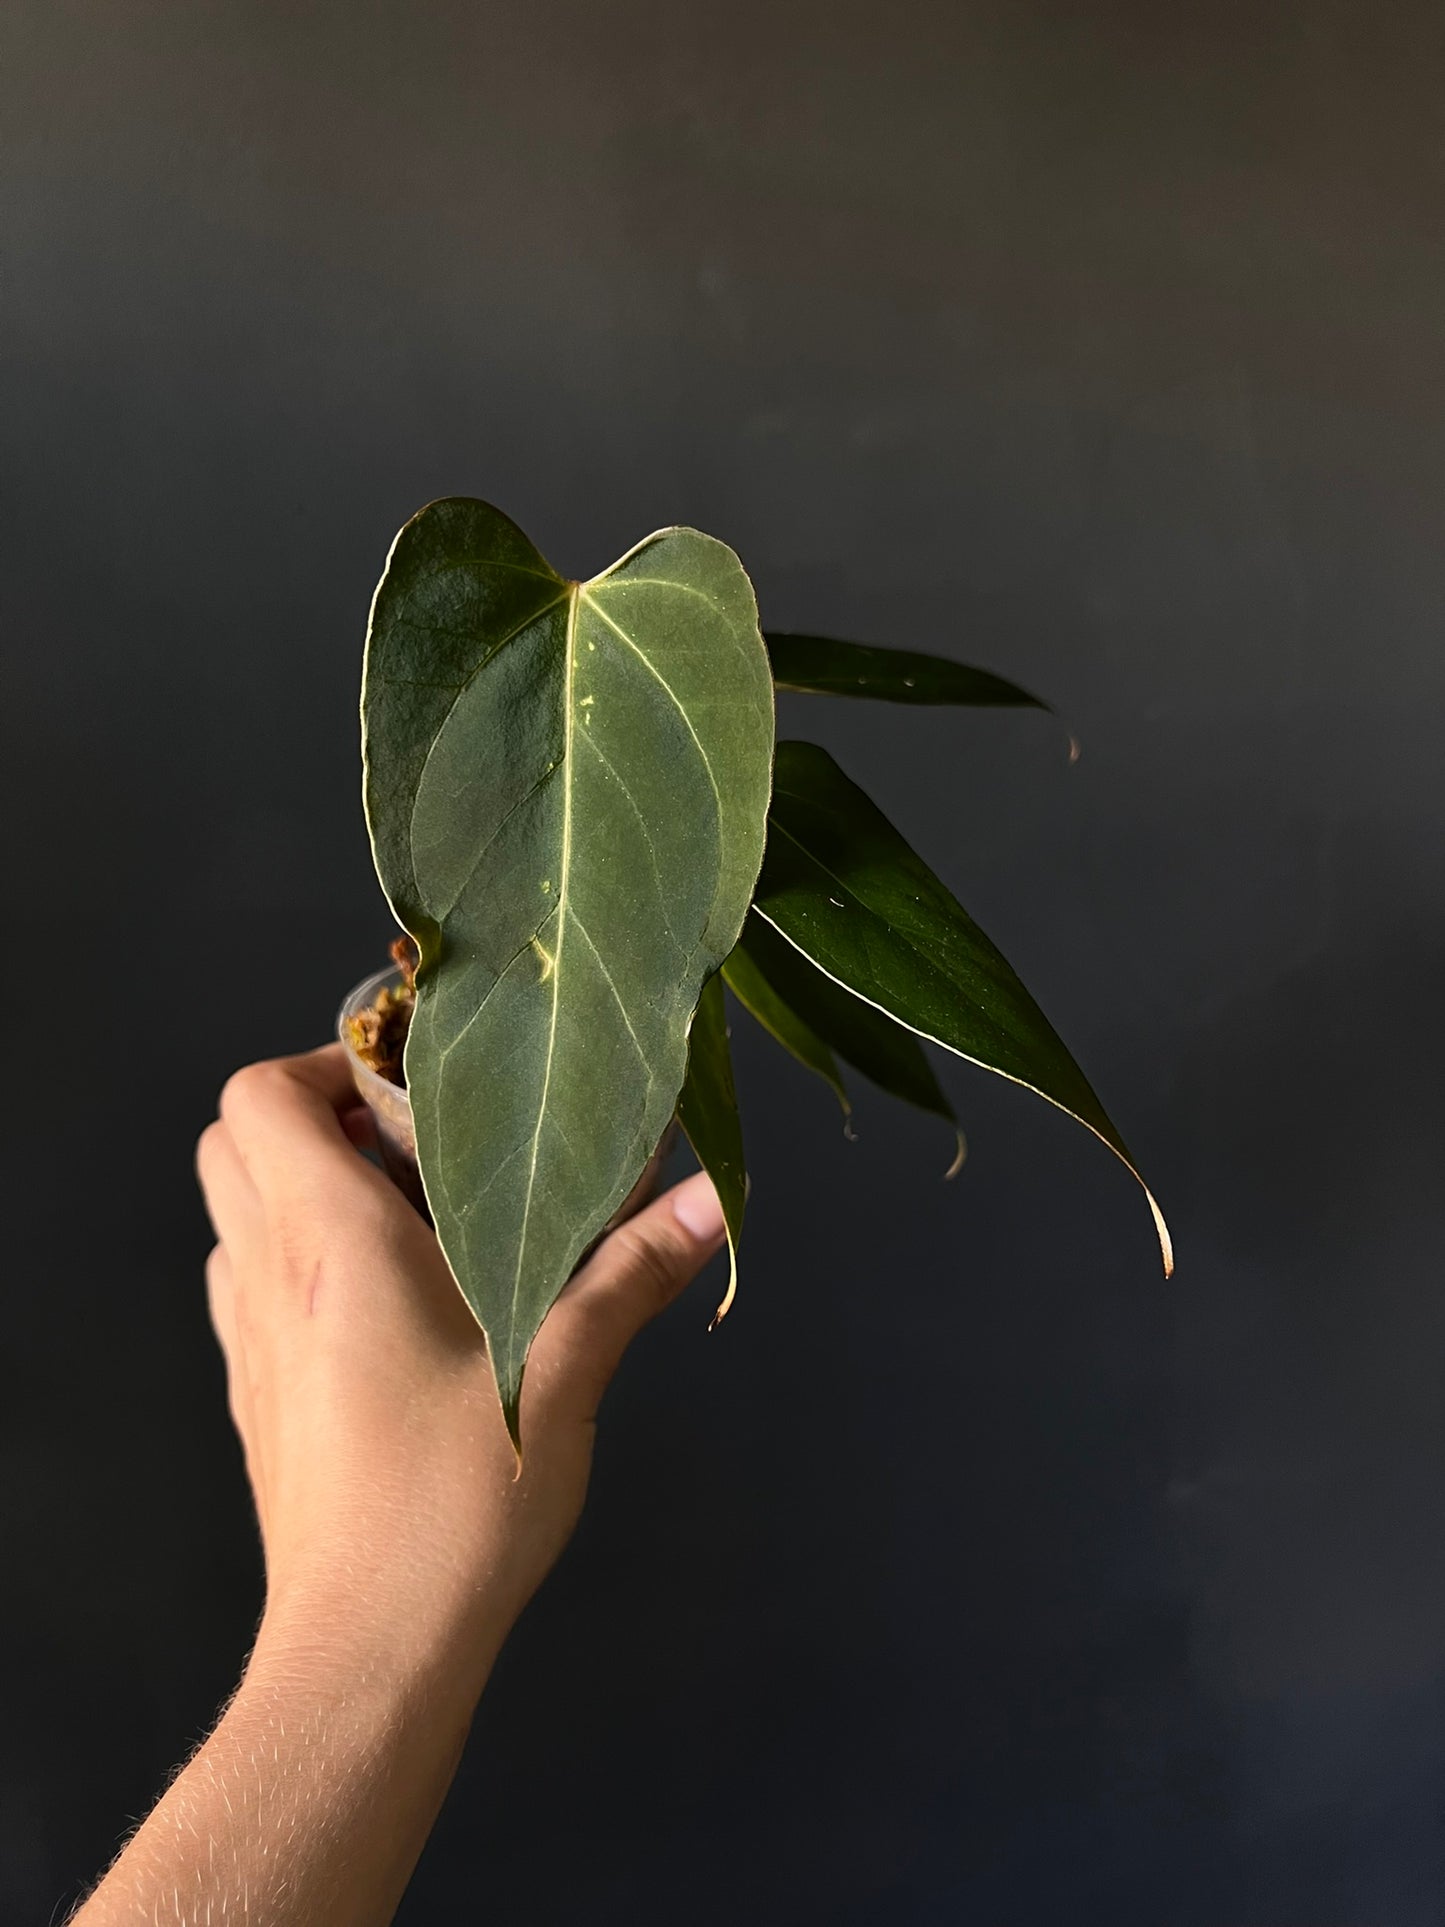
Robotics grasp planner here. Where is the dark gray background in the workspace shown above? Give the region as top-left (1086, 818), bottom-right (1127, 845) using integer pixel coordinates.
top-left (5, 3), bottom-right (1443, 1921)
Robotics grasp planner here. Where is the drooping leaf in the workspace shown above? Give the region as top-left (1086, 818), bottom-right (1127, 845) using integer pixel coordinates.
top-left (733, 913), bottom-right (964, 1174)
top-left (755, 742), bottom-right (1172, 1272)
top-left (721, 931), bottom-right (849, 1119)
top-left (766, 633), bottom-right (1047, 709)
top-left (676, 972), bottom-right (747, 1326)
top-left (362, 498), bottom-right (775, 1435)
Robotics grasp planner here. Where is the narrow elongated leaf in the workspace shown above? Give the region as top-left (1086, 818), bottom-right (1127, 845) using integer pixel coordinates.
top-left (766, 633), bottom-right (1046, 709)
top-left (722, 934), bottom-right (849, 1118)
top-left (676, 973), bottom-right (747, 1326)
top-left (755, 742), bottom-right (1172, 1272)
top-left (734, 912), bottom-right (964, 1174)
top-left (363, 498), bottom-right (775, 1434)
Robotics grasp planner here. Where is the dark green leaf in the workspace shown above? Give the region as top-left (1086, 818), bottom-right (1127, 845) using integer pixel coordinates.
top-left (756, 742), bottom-right (1171, 1272)
top-left (733, 913), bottom-right (965, 1174)
top-left (676, 973), bottom-right (747, 1326)
top-left (721, 931), bottom-right (849, 1118)
top-left (363, 498), bottom-right (775, 1435)
top-left (766, 633), bottom-right (1047, 709)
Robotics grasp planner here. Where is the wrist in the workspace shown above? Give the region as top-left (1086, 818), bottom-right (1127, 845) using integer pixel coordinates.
top-left (248, 1575), bottom-right (507, 1720)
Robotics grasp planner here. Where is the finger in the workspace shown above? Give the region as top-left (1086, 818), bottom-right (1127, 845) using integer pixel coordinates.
top-left (207, 1244), bottom-right (268, 1532)
top-left (205, 1242), bottom-right (237, 1362)
top-left (535, 1170), bottom-right (727, 1420)
top-left (272, 1041), bottom-right (360, 1110)
top-left (205, 1243), bottom-right (252, 1444)
top-left (340, 1103), bottom-right (380, 1156)
top-left (219, 1046), bottom-right (384, 1190)
top-left (195, 1119), bottom-right (262, 1250)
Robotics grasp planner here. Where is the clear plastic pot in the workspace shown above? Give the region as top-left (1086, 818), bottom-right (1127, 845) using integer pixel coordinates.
top-left (337, 965), bottom-right (673, 1235)
top-left (337, 966), bottom-right (431, 1215)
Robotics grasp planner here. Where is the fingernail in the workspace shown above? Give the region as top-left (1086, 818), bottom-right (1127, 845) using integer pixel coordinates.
top-left (672, 1171), bottom-right (726, 1245)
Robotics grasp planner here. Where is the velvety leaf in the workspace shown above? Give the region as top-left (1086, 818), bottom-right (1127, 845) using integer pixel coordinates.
top-left (721, 930), bottom-right (849, 1118)
top-left (676, 972), bottom-right (747, 1326)
top-left (755, 742), bottom-right (1172, 1272)
top-left (363, 498), bottom-right (775, 1434)
top-left (733, 913), bottom-right (964, 1174)
top-left (766, 633), bottom-right (1046, 709)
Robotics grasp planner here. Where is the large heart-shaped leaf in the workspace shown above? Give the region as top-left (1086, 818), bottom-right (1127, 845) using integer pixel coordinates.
top-left (363, 498), bottom-right (775, 1433)
top-left (755, 742), bottom-right (1171, 1272)
top-left (766, 633), bottom-right (1046, 708)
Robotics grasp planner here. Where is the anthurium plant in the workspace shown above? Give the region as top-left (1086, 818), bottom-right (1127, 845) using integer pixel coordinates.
top-left (358, 497), bottom-right (1170, 1440)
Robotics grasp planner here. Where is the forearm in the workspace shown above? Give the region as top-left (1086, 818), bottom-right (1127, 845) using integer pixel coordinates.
top-left (73, 1622), bottom-right (487, 1927)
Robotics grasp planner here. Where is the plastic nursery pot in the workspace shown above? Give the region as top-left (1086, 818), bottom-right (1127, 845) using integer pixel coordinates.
top-left (337, 965), bottom-right (674, 1237)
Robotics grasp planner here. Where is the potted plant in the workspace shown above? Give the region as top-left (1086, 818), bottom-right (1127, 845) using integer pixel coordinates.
top-left (341, 497), bottom-right (1171, 1443)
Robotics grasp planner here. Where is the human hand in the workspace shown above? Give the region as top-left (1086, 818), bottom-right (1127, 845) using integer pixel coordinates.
top-left (195, 1044), bottom-right (725, 1703)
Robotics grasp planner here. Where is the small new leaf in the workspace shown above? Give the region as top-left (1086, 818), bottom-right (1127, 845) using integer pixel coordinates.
top-left (722, 931), bottom-right (849, 1118)
top-left (362, 499), bottom-right (775, 1437)
top-left (676, 973), bottom-right (747, 1326)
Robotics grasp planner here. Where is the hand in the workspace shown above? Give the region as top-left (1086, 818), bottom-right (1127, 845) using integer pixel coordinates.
top-left (196, 1044), bottom-right (726, 1700)
top-left (73, 1044), bottom-right (725, 1927)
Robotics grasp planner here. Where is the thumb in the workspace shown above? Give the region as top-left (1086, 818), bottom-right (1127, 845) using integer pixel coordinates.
top-left (535, 1170), bottom-right (727, 1420)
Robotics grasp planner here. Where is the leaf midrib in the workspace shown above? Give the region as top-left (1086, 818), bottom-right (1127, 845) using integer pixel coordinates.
top-left (757, 820), bottom-right (1107, 1135)
top-left (506, 580), bottom-right (580, 1359)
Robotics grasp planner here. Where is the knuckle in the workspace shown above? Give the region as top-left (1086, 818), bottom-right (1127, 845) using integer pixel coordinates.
top-left (218, 1058), bottom-right (287, 1124)
top-left (554, 1287), bottom-right (616, 1356)
top-left (611, 1221), bottom-right (683, 1310)
top-left (194, 1118), bottom-right (225, 1175)
top-left (217, 1063), bottom-right (257, 1123)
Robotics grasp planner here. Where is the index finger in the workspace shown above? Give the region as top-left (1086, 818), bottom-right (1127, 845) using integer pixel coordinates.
top-left (217, 1044), bottom-right (368, 1180)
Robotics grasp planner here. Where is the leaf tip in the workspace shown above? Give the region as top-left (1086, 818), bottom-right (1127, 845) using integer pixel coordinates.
top-left (495, 1357), bottom-right (526, 1463)
top-left (944, 1128), bottom-right (967, 1180)
top-left (1146, 1188), bottom-right (1174, 1278)
top-left (709, 1240), bottom-right (739, 1330)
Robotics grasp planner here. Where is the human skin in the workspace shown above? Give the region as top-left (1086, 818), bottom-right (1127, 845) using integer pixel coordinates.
top-left (70, 1044), bottom-right (726, 1927)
